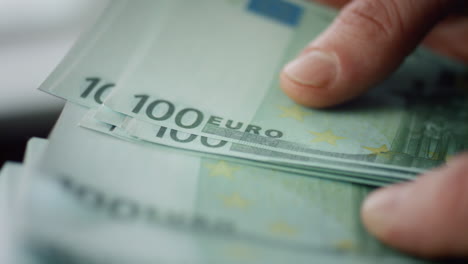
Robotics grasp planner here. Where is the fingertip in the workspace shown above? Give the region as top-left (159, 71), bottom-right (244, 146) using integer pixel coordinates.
top-left (361, 154), bottom-right (468, 258)
top-left (361, 183), bottom-right (415, 251)
top-left (280, 49), bottom-right (353, 108)
top-left (281, 0), bottom-right (456, 109)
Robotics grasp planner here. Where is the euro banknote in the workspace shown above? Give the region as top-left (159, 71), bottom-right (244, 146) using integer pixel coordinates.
top-left (38, 0), bottom-right (468, 185)
top-left (82, 110), bottom-right (414, 186)
top-left (10, 103), bottom-right (432, 264)
top-left (99, 0), bottom-right (468, 172)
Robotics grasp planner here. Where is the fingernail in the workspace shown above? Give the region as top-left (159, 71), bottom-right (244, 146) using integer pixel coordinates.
top-left (361, 183), bottom-right (412, 236)
top-left (283, 50), bottom-right (338, 88)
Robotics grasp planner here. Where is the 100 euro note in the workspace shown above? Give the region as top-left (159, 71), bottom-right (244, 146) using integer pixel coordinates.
top-left (81, 112), bottom-right (399, 186)
top-left (99, 0), bottom-right (468, 173)
top-left (41, 1), bottom-right (466, 185)
top-left (92, 0), bottom-right (439, 180)
top-left (14, 103), bottom-right (432, 264)
top-left (38, 0), bottom-right (392, 185)
top-left (33, 1), bottom-right (408, 185)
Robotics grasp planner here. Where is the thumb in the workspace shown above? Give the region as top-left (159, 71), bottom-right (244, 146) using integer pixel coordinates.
top-left (280, 0), bottom-right (454, 108)
top-left (361, 153), bottom-right (468, 258)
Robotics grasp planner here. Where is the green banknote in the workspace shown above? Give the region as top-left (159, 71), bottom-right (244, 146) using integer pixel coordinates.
top-left (39, 0), bottom-right (173, 109)
top-left (82, 110), bottom-right (414, 186)
top-left (38, 0), bottom-right (468, 184)
top-left (14, 103), bottom-right (433, 264)
top-left (100, 0), bottom-right (468, 172)
top-left (41, 0), bottom-right (399, 184)
top-left (18, 168), bottom-right (429, 264)
top-left (82, 112), bottom-right (401, 186)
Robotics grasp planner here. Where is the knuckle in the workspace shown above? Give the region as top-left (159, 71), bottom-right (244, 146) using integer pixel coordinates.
top-left (338, 0), bottom-right (406, 41)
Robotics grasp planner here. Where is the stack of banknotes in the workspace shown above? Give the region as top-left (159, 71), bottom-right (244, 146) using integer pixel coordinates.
top-left (1, 0), bottom-right (467, 263)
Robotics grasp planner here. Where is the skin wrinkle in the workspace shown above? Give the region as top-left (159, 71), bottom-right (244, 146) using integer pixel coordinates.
top-left (309, 0), bottom-right (465, 61)
top-left (338, 0), bottom-right (395, 41)
top-left (389, 0), bottom-right (407, 39)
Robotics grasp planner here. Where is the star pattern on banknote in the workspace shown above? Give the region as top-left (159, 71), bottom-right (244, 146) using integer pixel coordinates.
top-left (363, 144), bottom-right (389, 155)
top-left (205, 161), bottom-right (239, 179)
top-left (428, 151), bottom-right (441, 160)
top-left (269, 221), bottom-right (297, 237)
top-left (278, 105), bottom-right (311, 122)
top-left (309, 130), bottom-right (346, 146)
top-left (221, 193), bottom-right (250, 209)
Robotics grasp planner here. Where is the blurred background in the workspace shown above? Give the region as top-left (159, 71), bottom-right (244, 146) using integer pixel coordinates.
top-left (0, 0), bottom-right (108, 166)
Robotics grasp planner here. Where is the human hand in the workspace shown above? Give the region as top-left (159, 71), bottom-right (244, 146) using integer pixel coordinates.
top-left (279, 0), bottom-right (468, 258)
